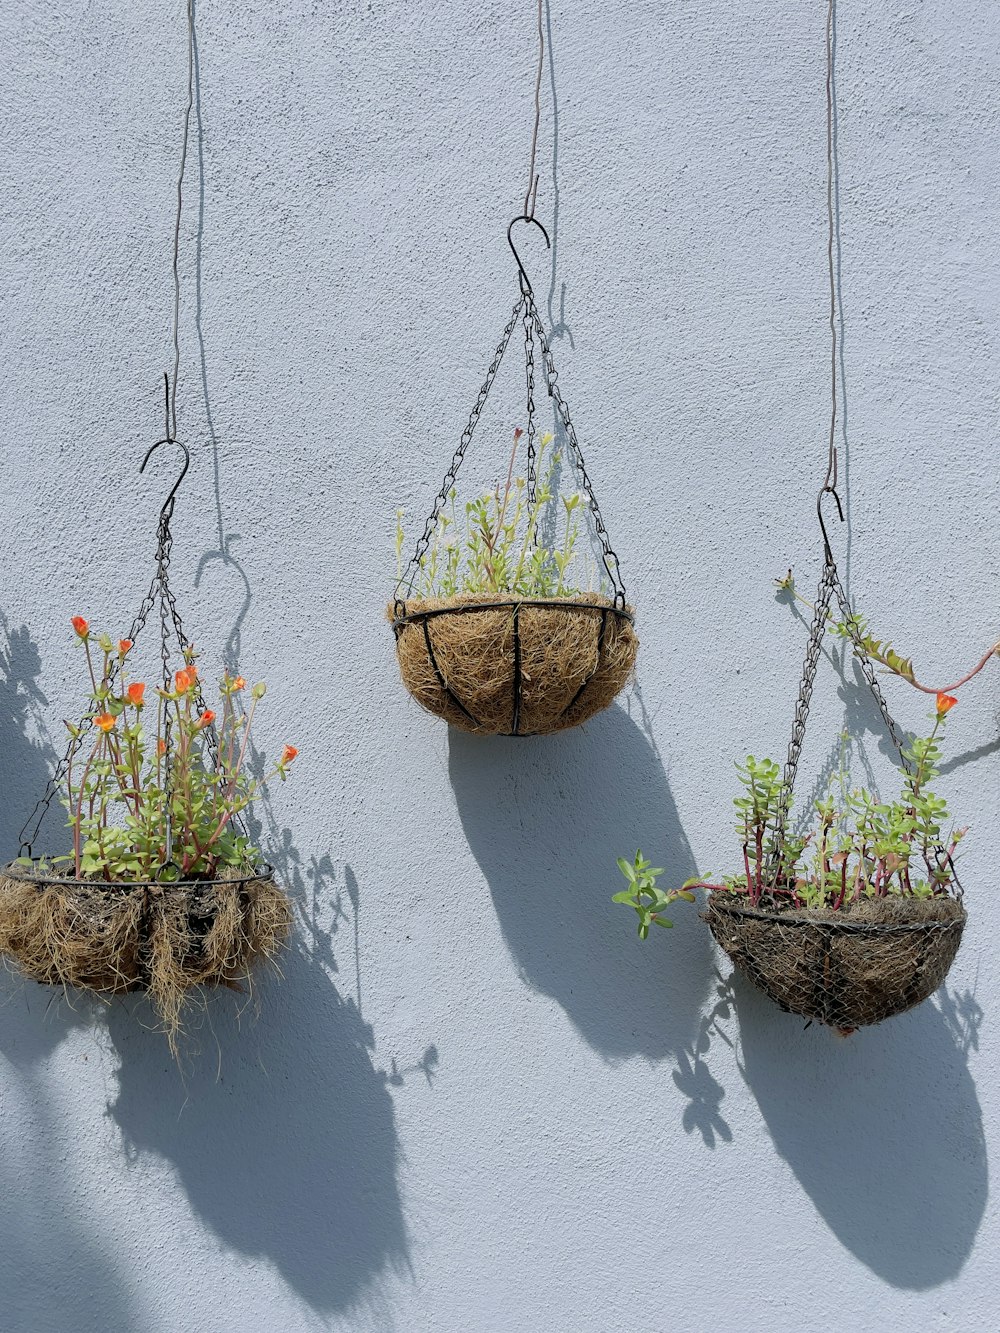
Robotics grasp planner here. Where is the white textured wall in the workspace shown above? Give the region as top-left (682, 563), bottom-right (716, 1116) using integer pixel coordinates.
top-left (0, 2), bottom-right (997, 1330)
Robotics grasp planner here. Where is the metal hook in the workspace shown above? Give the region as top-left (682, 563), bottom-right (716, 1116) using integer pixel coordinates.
top-left (141, 436), bottom-right (191, 518)
top-left (507, 214), bottom-right (551, 296)
top-left (816, 482), bottom-right (845, 566)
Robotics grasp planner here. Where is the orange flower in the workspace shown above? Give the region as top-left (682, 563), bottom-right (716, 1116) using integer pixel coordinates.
top-left (198, 709), bottom-right (216, 728)
top-left (94, 713), bottom-right (115, 733)
top-left (281, 745), bottom-right (298, 765)
top-left (233, 675), bottom-right (246, 691)
top-left (936, 692), bottom-right (958, 715)
top-left (119, 639), bottom-right (133, 655)
top-left (157, 738), bottom-right (167, 756)
top-left (127, 682), bottom-right (146, 707)
top-left (175, 667), bottom-right (195, 693)
top-left (72, 616), bottom-right (89, 639)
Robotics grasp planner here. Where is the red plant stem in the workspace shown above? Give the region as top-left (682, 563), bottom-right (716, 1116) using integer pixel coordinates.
top-left (904, 641), bottom-right (1000, 696)
top-left (785, 582), bottom-right (999, 695)
top-left (834, 860), bottom-right (848, 911)
top-left (229, 696), bottom-right (259, 801)
top-left (82, 639), bottom-right (99, 699)
top-left (73, 735), bottom-right (102, 877)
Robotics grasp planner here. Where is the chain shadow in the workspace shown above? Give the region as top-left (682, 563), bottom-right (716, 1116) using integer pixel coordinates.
top-left (448, 695), bottom-right (712, 1066)
top-left (105, 851), bottom-right (410, 1320)
top-left (732, 970), bottom-right (987, 1288)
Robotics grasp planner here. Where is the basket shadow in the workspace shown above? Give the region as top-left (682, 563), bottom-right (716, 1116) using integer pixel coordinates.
top-left (733, 972), bottom-right (987, 1288)
top-left (0, 611), bottom-right (96, 1060)
top-left (448, 701), bottom-right (712, 1063)
top-left (0, 1068), bottom-right (139, 1330)
top-left (0, 616), bottom-right (139, 1323)
top-left (104, 898), bottom-right (408, 1319)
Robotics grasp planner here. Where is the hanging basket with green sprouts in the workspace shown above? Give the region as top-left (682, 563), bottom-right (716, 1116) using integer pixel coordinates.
top-left (0, 434), bottom-right (296, 1049)
top-left (390, 218), bottom-right (637, 737)
top-left (616, 564), bottom-right (967, 1033)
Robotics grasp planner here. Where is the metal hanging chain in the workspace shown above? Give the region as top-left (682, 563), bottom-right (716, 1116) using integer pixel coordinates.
top-left (771, 563), bottom-right (839, 863)
top-left (18, 417), bottom-right (186, 855)
top-left (523, 303), bottom-right (538, 508)
top-left (829, 565), bottom-right (909, 769)
top-left (18, 420), bottom-right (236, 857)
top-left (527, 297), bottom-right (628, 607)
top-left (395, 295), bottom-right (527, 606)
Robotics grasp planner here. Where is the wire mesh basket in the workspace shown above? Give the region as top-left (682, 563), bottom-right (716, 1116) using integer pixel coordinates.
top-left (705, 891), bottom-right (966, 1031)
top-left (391, 593), bottom-right (637, 736)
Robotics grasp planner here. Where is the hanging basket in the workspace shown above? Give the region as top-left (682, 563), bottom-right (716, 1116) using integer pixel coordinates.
top-left (393, 220), bottom-right (638, 736)
top-left (5, 425), bottom-right (294, 1049)
top-left (0, 860), bottom-right (291, 1032)
top-left (391, 592), bottom-right (637, 736)
top-left (705, 891), bottom-right (966, 1030)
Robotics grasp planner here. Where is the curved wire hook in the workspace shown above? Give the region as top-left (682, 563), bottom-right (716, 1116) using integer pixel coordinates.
top-left (507, 214), bottom-right (551, 296)
top-left (141, 436), bottom-right (191, 519)
top-left (816, 481), bottom-right (845, 566)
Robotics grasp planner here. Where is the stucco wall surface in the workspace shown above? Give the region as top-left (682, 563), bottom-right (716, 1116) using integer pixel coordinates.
top-left (0, 2), bottom-right (997, 1330)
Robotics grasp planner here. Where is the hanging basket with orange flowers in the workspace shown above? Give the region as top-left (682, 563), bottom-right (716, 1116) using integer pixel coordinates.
top-left (389, 218), bottom-right (637, 737)
top-left (0, 427), bottom-right (296, 1051)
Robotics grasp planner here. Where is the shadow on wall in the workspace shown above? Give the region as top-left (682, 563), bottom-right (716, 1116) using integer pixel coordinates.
top-left (0, 1068), bottom-right (140, 1332)
top-left (0, 611), bottom-right (94, 1057)
top-left (0, 614), bottom-right (137, 1329)
top-left (106, 854), bottom-right (410, 1321)
top-left (0, 610), bottom-right (52, 861)
top-left (734, 973), bottom-right (987, 1289)
top-left (449, 696), bottom-right (712, 1064)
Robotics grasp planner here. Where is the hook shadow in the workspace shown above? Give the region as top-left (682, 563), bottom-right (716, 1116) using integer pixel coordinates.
top-left (448, 698), bottom-right (711, 1063)
top-left (733, 971), bottom-right (987, 1288)
top-left (191, 3), bottom-right (252, 670)
top-left (542, 0), bottom-right (573, 347)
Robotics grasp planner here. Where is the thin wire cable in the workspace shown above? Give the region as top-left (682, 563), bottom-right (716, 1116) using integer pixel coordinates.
top-left (168, 0), bottom-right (196, 441)
top-left (822, 0), bottom-right (837, 496)
top-left (524, 0), bottom-right (544, 217)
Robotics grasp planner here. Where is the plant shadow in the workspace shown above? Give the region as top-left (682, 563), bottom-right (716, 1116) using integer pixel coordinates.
top-left (0, 610), bottom-right (96, 1060)
top-left (0, 614), bottom-right (139, 1325)
top-left (731, 970), bottom-right (987, 1288)
top-left (105, 853), bottom-right (410, 1320)
top-left (448, 697), bottom-right (712, 1066)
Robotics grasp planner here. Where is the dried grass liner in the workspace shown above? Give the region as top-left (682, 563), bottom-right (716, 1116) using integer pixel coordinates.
top-left (705, 890), bottom-right (966, 1031)
top-left (0, 862), bottom-right (291, 1050)
top-left (390, 593), bottom-right (638, 735)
